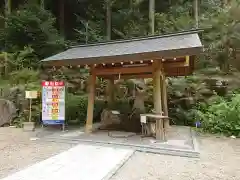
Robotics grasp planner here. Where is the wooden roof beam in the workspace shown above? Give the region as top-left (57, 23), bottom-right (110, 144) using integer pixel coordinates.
top-left (94, 65), bottom-right (153, 76)
top-left (99, 73), bottom-right (153, 80)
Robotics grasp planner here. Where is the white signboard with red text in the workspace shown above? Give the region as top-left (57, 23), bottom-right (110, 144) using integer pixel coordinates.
top-left (42, 81), bottom-right (65, 125)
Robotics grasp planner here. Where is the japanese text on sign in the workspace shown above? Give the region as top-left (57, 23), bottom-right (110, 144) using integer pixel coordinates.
top-left (42, 81), bottom-right (65, 125)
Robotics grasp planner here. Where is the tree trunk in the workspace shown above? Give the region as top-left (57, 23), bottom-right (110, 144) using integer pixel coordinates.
top-left (193, 0), bottom-right (199, 29)
top-left (130, 0), bottom-right (133, 8)
top-left (222, 0), bottom-right (230, 7)
top-left (149, 0), bottom-right (155, 35)
top-left (105, 0), bottom-right (113, 109)
top-left (5, 0), bottom-right (11, 16)
top-left (106, 0), bottom-right (112, 40)
top-left (4, 0), bottom-right (11, 78)
top-left (40, 0), bottom-right (45, 9)
top-left (59, 0), bottom-right (65, 36)
top-left (85, 21), bottom-right (89, 43)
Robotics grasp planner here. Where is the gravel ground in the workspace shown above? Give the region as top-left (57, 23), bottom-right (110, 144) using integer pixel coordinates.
top-left (1, 127), bottom-right (240, 180)
top-left (111, 135), bottom-right (240, 180)
top-left (0, 127), bottom-right (73, 179)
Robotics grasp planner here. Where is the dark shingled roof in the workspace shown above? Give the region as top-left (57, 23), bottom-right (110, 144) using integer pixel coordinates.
top-left (42, 30), bottom-right (203, 66)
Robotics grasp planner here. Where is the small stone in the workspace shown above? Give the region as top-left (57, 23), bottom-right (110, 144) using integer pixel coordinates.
top-left (150, 140), bottom-right (156, 143)
top-left (30, 137), bottom-right (39, 141)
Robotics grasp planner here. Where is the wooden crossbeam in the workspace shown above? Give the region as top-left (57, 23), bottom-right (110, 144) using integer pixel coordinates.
top-left (95, 62), bottom-right (189, 78)
top-left (94, 65), bottom-right (153, 76)
top-left (100, 73), bottom-right (153, 80)
top-left (163, 56), bottom-right (190, 68)
top-left (93, 56), bottom-right (192, 78)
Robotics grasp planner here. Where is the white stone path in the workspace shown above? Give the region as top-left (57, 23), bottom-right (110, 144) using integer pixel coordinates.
top-left (1, 144), bottom-right (134, 180)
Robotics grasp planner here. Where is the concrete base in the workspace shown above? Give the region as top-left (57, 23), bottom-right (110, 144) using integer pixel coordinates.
top-left (40, 126), bottom-right (200, 158)
top-left (22, 122), bottom-right (35, 132)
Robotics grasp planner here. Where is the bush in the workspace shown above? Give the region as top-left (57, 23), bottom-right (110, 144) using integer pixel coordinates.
top-left (65, 94), bottom-right (105, 125)
top-left (195, 94), bottom-right (240, 137)
top-left (12, 47), bottom-right (40, 69)
top-left (10, 68), bottom-right (39, 85)
top-left (65, 94), bottom-right (136, 125)
top-left (65, 94), bottom-right (87, 125)
top-left (8, 83), bottom-right (41, 127)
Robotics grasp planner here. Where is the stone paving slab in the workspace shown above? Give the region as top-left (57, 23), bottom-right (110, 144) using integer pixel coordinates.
top-left (1, 144), bottom-right (134, 180)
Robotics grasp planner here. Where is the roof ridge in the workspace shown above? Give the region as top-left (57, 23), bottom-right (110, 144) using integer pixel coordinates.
top-left (70, 29), bottom-right (204, 49)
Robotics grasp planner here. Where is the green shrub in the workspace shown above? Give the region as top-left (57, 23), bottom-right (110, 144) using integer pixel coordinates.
top-left (10, 69), bottom-right (39, 85)
top-left (65, 93), bottom-right (105, 125)
top-left (195, 94), bottom-right (240, 137)
top-left (65, 94), bottom-right (87, 125)
top-left (169, 105), bottom-right (196, 126)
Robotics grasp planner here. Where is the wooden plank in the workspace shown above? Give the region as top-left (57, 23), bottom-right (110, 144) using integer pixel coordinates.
top-left (99, 65), bottom-right (193, 79)
top-left (100, 73), bottom-right (153, 80)
top-left (163, 57), bottom-right (190, 68)
top-left (140, 114), bottom-right (168, 119)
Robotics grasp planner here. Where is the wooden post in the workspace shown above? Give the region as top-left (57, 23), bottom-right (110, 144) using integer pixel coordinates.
top-left (29, 99), bottom-right (32, 122)
top-left (153, 60), bottom-right (164, 140)
top-left (85, 67), bottom-right (96, 133)
top-left (107, 78), bottom-right (114, 107)
top-left (161, 74), bottom-right (170, 128)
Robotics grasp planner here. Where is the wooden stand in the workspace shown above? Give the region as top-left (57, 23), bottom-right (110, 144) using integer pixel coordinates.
top-left (140, 114), bottom-right (168, 140)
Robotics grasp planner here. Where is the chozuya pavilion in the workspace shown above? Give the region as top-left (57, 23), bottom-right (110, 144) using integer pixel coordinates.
top-left (42, 30), bottom-right (203, 141)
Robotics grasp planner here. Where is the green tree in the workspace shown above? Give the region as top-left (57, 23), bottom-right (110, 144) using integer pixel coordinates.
top-left (1, 3), bottom-right (65, 58)
top-left (201, 0), bottom-right (240, 72)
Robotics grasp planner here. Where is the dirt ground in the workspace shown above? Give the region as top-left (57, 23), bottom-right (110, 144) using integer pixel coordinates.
top-left (0, 127), bottom-right (240, 180)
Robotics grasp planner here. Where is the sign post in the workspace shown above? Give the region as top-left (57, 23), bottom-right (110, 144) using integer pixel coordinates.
top-left (23, 91), bottom-right (38, 131)
top-left (25, 91), bottom-right (38, 122)
top-left (42, 81), bottom-right (65, 131)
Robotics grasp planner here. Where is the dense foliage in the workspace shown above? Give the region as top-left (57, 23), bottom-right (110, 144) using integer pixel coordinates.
top-left (195, 94), bottom-right (240, 137)
top-left (0, 4), bottom-right (65, 58)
